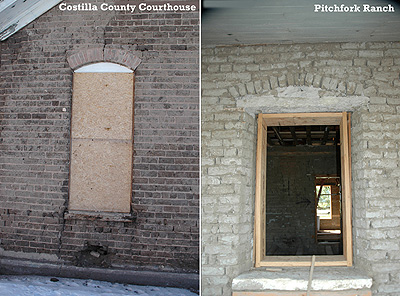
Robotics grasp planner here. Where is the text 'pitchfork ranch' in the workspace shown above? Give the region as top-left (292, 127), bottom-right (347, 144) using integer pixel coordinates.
top-left (314, 3), bottom-right (395, 13)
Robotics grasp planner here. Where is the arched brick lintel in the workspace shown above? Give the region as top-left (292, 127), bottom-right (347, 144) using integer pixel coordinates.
top-left (67, 47), bottom-right (141, 71)
top-left (226, 73), bottom-right (368, 99)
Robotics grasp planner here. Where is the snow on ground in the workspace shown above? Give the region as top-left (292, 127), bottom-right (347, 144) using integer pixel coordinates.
top-left (0, 275), bottom-right (198, 296)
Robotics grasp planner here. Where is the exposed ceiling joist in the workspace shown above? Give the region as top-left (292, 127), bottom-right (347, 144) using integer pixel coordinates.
top-left (321, 126), bottom-right (330, 146)
top-left (272, 127), bottom-right (284, 146)
top-left (306, 126), bottom-right (312, 146)
top-left (267, 125), bottom-right (340, 147)
top-left (290, 127), bottom-right (297, 146)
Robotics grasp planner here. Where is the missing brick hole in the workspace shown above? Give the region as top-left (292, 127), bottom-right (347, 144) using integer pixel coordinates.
top-left (74, 243), bottom-right (113, 268)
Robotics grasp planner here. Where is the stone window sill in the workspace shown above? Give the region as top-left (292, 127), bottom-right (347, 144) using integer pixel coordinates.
top-left (232, 267), bottom-right (372, 294)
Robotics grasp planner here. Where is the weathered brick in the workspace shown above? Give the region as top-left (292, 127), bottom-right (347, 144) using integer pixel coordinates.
top-left (1, 0), bottom-right (199, 277)
top-left (359, 50), bottom-right (384, 58)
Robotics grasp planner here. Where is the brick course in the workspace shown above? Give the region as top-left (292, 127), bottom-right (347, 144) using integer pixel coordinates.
top-left (202, 42), bottom-right (400, 295)
top-left (0, 0), bottom-right (199, 275)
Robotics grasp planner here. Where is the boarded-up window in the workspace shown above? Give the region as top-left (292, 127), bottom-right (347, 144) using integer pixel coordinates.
top-left (69, 63), bottom-right (134, 213)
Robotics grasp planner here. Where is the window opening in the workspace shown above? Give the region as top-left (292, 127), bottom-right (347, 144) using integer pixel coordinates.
top-left (315, 176), bottom-right (342, 253)
top-left (265, 125), bottom-right (341, 256)
top-left (316, 184), bottom-right (332, 220)
top-left (255, 113), bottom-right (352, 267)
top-left (69, 62), bottom-right (134, 213)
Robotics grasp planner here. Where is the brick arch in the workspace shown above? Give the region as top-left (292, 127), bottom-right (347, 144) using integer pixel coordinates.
top-left (226, 73), bottom-right (366, 98)
top-left (67, 47), bottom-right (141, 71)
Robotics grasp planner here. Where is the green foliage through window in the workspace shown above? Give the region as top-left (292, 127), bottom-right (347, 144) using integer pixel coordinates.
top-left (316, 185), bottom-right (331, 219)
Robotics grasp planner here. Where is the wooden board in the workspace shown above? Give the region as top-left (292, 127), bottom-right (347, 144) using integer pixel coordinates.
top-left (259, 255), bottom-right (348, 267)
top-left (254, 115), bottom-right (268, 267)
top-left (71, 73), bottom-right (134, 140)
top-left (69, 140), bottom-right (132, 213)
top-left (69, 72), bottom-right (134, 213)
top-left (341, 112), bottom-right (353, 266)
top-left (262, 113), bottom-right (342, 127)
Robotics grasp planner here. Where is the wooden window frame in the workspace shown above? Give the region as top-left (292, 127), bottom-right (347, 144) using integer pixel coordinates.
top-left (254, 112), bottom-right (352, 267)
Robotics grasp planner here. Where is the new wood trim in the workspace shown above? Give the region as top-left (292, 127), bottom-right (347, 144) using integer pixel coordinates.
top-left (261, 112), bottom-right (343, 126)
top-left (259, 255), bottom-right (348, 267)
top-left (341, 112), bottom-right (353, 266)
top-left (254, 115), bottom-right (268, 267)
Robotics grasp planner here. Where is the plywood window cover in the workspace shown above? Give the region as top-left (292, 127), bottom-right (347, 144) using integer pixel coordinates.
top-left (69, 63), bottom-right (134, 213)
top-left (254, 112), bottom-right (353, 267)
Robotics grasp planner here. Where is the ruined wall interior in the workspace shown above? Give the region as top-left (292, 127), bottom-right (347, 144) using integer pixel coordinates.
top-left (202, 42), bottom-right (400, 295)
top-left (0, 0), bottom-right (199, 276)
top-left (266, 145), bottom-right (338, 256)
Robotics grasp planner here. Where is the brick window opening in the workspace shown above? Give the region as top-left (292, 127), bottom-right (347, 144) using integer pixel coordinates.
top-left (255, 112), bottom-right (352, 267)
top-left (69, 62), bottom-right (134, 213)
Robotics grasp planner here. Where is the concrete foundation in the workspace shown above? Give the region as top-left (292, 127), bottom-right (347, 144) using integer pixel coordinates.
top-left (0, 257), bottom-right (199, 291)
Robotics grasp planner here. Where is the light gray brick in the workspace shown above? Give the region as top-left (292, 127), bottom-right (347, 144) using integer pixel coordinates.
top-left (269, 76), bottom-right (279, 89)
top-left (254, 81), bottom-right (262, 94)
top-left (387, 98), bottom-right (400, 105)
top-left (245, 82), bottom-right (255, 94)
top-left (202, 41), bottom-right (400, 296)
top-left (238, 84), bottom-right (247, 96)
top-left (228, 86), bottom-right (239, 98)
top-left (359, 50), bottom-right (384, 58)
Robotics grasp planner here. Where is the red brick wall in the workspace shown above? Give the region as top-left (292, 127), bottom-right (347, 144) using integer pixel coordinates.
top-left (0, 0), bottom-right (199, 273)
